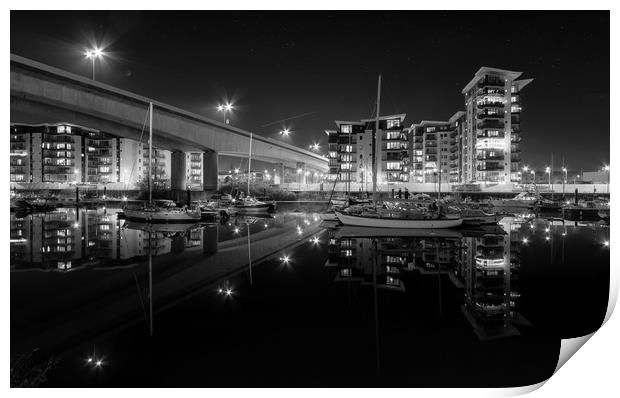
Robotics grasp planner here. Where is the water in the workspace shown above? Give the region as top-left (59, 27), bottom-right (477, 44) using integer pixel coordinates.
top-left (10, 206), bottom-right (610, 387)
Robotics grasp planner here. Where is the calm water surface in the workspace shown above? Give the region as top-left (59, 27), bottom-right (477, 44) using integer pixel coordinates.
top-left (10, 205), bottom-right (610, 387)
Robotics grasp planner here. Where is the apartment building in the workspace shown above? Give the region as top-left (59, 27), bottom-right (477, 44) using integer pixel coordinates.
top-left (462, 67), bottom-right (532, 184)
top-left (407, 111), bottom-right (466, 184)
top-left (326, 114), bottom-right (408, 186)
top-left (10, 123), bottom-right (172, 190)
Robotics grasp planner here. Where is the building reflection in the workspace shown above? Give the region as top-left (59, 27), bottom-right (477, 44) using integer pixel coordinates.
top-left (325, 220), bottom-right (531, 341)
top-left (9, 208), bottom-right (210, 271)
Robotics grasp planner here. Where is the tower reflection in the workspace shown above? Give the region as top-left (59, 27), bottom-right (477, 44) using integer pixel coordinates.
top-left (326, 220), bottom-right (531, 341)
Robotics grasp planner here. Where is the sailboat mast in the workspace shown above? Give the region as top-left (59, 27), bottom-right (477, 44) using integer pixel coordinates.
top-left (438, 134), bottom-right (441, 200)
top-left (551, 152), bottom-right (554, 200)
top-left (372, 75), bottom-right (381, 204)
top-left (148, 102), bottom-right (153, 205)
top-left (247, 132), bottom-right (252, 196)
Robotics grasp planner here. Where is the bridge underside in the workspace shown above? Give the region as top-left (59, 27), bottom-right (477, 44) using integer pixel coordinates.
top-left (11, 98), bottom-right (306, 167)
top-left (10, 55), bottom-right (327, 192)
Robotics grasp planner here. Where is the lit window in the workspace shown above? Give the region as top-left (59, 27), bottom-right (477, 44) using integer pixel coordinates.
top-left (386, 162), bottom-right (401, 170)
top-left (387, 119), bottom-right (401, 129)
top-left (386, 131), bottom-right (400, 140)
top-left (341, 125), bottom-right (352, 134)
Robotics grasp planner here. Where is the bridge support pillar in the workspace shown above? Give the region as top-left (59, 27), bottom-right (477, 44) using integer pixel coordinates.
top-left (171, 151), bottom-right (187, 190)
top-left (203, 149), bottom-right (218, 192)
top-left (274, 162), bottom-right (284, 185)
top-left (296, 162), bottom-right (306, 186)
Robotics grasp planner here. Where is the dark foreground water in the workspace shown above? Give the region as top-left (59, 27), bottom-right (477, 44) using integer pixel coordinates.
top-left (10, 206), bottom-right (609, 387)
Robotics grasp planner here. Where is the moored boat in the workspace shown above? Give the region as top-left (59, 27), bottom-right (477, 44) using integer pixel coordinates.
top-left (490, 192), bottom-right (538, 208)
top-left (335, 210), bottom-right (462, 229)
top-left (334, 225), bottom-right (463, 238)
top-left (123, 205), bottom-right (202, 223)
top-left (233, 196), bottom-right (275, 214)
top-left (459, 208), bottom-right (503, 226)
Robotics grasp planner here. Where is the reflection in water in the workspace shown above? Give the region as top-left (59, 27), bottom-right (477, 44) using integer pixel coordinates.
top-left (326, 220), bottom-right (529, 341)
top-left (10, 206), bottom-right (610, 387)
top-left (9, 208), bottom-right (297, 272)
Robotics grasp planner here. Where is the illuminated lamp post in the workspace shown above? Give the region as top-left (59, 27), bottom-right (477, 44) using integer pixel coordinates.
top-left (84, 48), bottom-right (104, 81)
top-left (217, 103), bottom-right (234, 125)
top-left (604, 165), bottom-right (610, 193)
top-left (562, 167), bottom-right (567, 195)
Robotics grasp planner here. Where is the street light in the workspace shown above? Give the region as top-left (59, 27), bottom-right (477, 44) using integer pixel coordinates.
top-left (279, 128), bottom-right (291, 137)
top-left (84, 48), bottom-right (104, 81)
top-left (309, 143), bottom-right (320, 152)
top-left (217, 103), bottom-right (234, 124)
top-left (530, 170), bottom-right (536, 189)
top-left (545, 166), bottom-right (551, 190)
top-left (604, 165), bottom-right (610, 193)
top-left (562, 167), bottom-right (567, 195)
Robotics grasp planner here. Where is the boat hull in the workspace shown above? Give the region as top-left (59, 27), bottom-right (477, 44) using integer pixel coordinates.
top-left (123, 208), bottom-right (201, 223)
top-left (462, 214), bottom-right (503, 226)
top-left (234, 204), bottom-right (274, 214)
top-left (320, 212), bottom-right (339, 221)
top-left (490, 200), bottom-right (534, 208)
top-left (334, 226), bottom-right (463, 238)
top-left (335, 212), bottom-right (462, 229)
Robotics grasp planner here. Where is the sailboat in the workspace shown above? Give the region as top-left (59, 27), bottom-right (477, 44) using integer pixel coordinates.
top-left (232, 132), bottom-right (276, 214)
top-left (335, 75), bottom-right (463, 229)
top-left (123, 103), bottom-right (202, 223)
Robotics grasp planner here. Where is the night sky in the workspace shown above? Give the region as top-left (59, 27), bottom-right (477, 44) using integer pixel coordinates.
top-left (10, 11), bottom-right (609, 171)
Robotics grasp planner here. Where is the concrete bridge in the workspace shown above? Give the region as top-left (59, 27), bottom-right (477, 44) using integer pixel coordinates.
top-left (10, 54), bottom-right (327, 191)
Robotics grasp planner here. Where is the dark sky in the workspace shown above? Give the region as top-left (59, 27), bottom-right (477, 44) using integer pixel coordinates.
top-left (11, 11), bottom-right (609, 171)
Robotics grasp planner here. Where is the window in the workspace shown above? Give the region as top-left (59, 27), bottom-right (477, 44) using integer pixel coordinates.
top-left (386, 162), bottom-right (401, 170)
top-left (99, 166), bottom-right (110, 173)
top-left (387, 142), bottom-right (401, 150)
top-left (343, 145), bottom-right (353, 153)
top-left (387, 119), bottom-right (401, 129)
top-left (386, 131), bottom-right (400, 140)
top-left (488, 130), bottom-right (500, 137)
top-left (341, 125), bottom-right (352, 134)
top-left (341, 163), bottom-right (351, 170)
top-left (341, 154), bottom-right (352, 162)
top-left (426, 127), bottom-right (436, 133)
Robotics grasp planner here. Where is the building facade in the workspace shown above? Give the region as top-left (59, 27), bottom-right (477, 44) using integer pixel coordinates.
top-left (407, 111), bottom-right (466, 184)
top-left (10, 123), bottom-right (174, 190)
top-left (462, 67), bottom-right (532, 185)
top-left (326, 114), bottom-right (408, 186)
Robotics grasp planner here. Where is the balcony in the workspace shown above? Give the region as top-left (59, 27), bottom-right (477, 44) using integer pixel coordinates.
top-left (478, 78), bottom-right (505, 88)
top-left (477, 120), bottom-right (504, 130)
top-left (477, 101), bottom-right (505, 109)
top-left (43, 150), bottom-right (74, 158)
top-left (476, 164), bottom-right (504, 172)
top-left (477, 154), bottom-right (504, 161)
top-left (476, 88), bottom-right (505, 97)
top-left (43, 166), bottom-right (75, 174)
top-left (476, 112), bottom-right (504, 120)
top-left (477, 131), bottom-right (505, 139)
